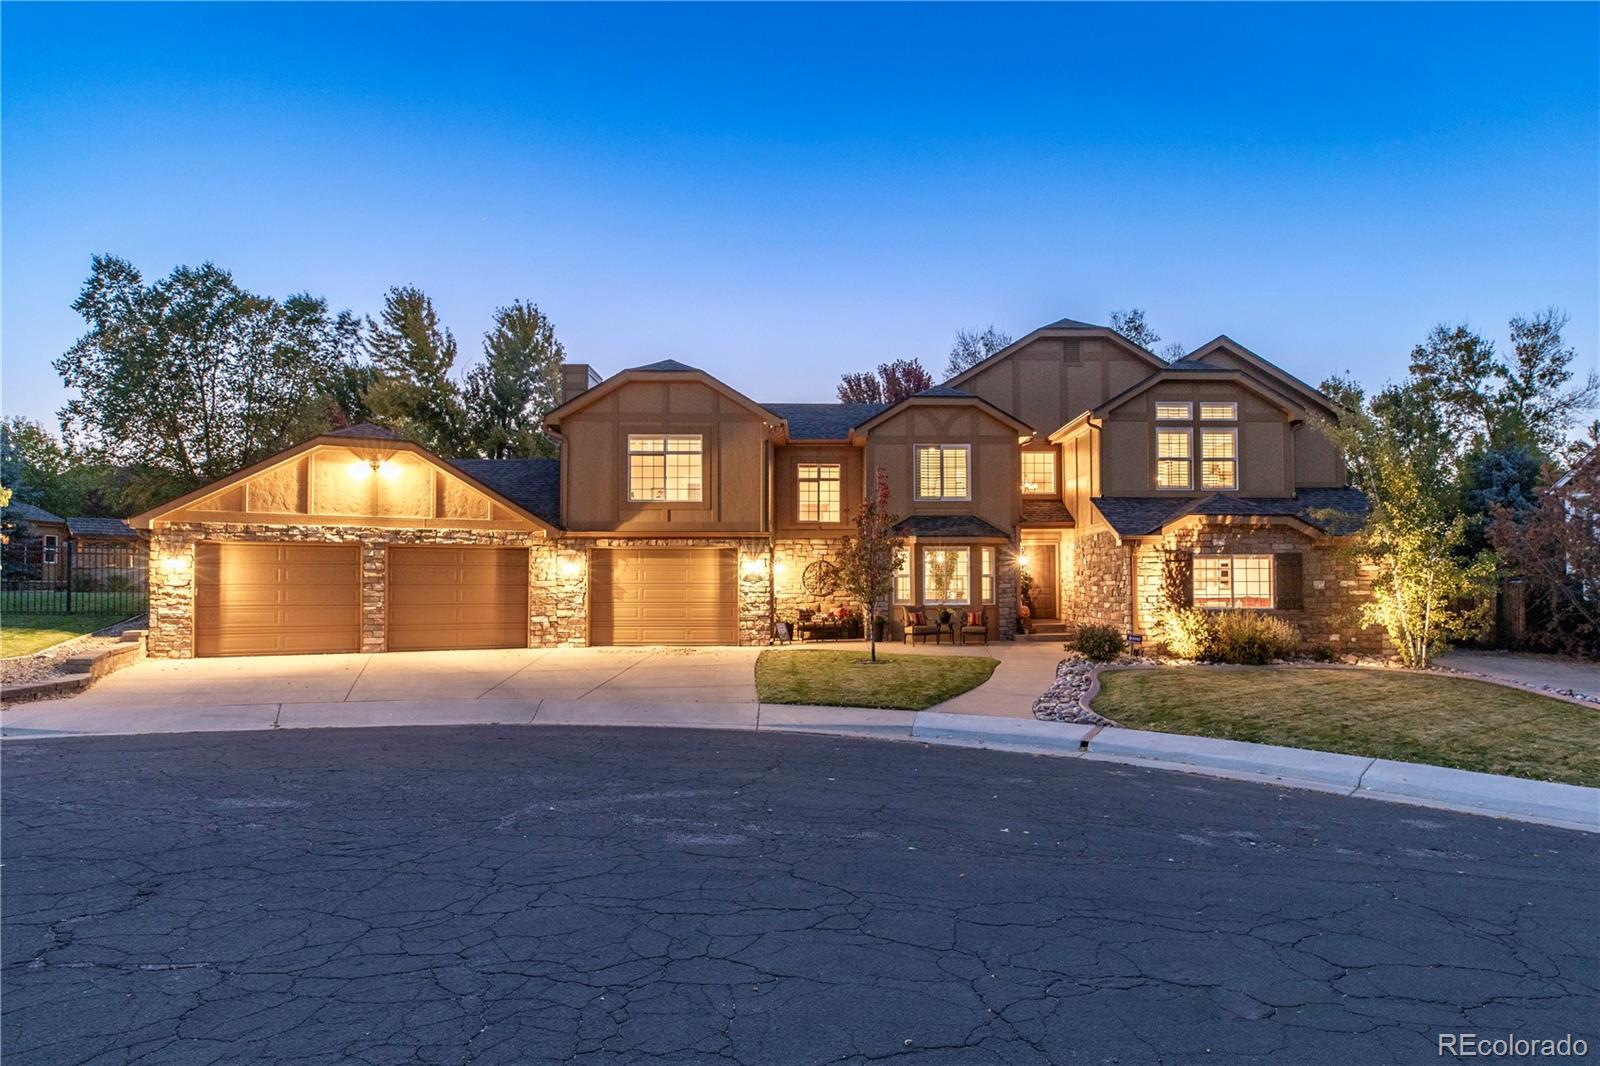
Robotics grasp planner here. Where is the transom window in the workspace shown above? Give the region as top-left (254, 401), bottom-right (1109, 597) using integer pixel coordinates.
top-left (922, 547), bottom-right (970, 605)
top-left (915, 445), bottom-right (971, 501)
top-left (1021, 451), bottom-right (1056, 494)
top-left (1199, 402), bottom-right (1238, 421)
top-left (627, 434), bottom-right (703, 502)
top-left (1200, 429), bottom-right (1238, 489)
top-left (797, 463), bottom-right (842, 522)
top-left (1194, 555), bottom-right (1273, 609)
top-left (1156, 429), bottom-right (1192, 489)
top-left (1155, 401), bottom-right (1192, 421)
top-left (981, 547), bottom-right (996, 604)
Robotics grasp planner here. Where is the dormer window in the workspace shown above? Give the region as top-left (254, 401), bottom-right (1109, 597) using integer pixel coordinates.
top-left (627, 434), bottom-right (703, 502)
top-left (915, 445), bottom-right (971, 501)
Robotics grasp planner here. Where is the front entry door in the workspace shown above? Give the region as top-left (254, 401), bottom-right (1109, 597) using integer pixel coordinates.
top-left (1026, 543), bottom-right (1058, 619)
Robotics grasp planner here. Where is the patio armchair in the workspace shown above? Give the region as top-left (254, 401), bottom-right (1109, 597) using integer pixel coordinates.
top-left (959, 609), bottom-right (988, 645)
top-left (904, 608), bottom-right (940, 645)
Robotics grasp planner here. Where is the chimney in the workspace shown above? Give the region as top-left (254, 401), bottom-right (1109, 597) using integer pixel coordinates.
top-left (561, 363), bottom-right (602, 406)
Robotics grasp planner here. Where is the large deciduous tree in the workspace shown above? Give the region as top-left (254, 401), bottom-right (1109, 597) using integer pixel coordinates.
top-left (54, 255), bottom-right (360, 502)
top-left (362, 286), bottom-right (470, 455)
top-left (836, 359), bottom-right (934, 404)
top-left (943, 326), bottom-right (1012, 378)
top-left (832, 469), bottom-right (906, 663)
top-left (1488, 453), bottom-right (1599, 658)
top-left (463, 301), bottom-right (565, 459)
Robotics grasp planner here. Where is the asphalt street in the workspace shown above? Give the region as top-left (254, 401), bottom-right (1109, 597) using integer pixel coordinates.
top-left (3, 726), bottom-right (1595, 1065)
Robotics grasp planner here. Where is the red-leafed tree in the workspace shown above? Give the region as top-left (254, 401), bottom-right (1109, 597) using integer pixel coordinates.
top-left (832, 468), bottom-right (906, 663)
top-left (836, 359), bottom-right (934, 404)
top-left (1488, 452), bottom-right (1600, 658)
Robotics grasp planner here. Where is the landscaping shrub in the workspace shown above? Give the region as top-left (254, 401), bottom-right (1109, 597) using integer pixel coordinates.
top-left (1071, 624), bottom-right (1126, 662)
top-left (1208, 611), bottom-right (1302, 664)
top-left (1303, 644), bottom-right (1339, 663)
top-left (1158, 607), bottom-right (1215, 661)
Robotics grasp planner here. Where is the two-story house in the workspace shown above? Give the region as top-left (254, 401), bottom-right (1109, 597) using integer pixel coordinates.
top-left (132, 317), bottom-right (1385, 657)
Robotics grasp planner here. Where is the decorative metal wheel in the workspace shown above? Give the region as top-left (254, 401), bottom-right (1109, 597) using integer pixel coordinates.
top-left (802, 559), bottom-right (839, 598)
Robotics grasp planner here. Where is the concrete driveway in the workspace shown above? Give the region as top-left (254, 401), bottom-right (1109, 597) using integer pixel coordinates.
top-left (2, 641), bottom-right (1060, 735)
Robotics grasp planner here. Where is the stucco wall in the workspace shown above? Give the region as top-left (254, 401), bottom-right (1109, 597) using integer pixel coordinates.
top-left (863, 403), bottom-right (1019, 534)
top-left (955, 334), bottom-right (1157, 435)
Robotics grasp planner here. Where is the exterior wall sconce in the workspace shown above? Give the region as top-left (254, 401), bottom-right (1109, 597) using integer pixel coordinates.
top-left (1016, 551), bottom-right (1031, 569)
top-left (160, 553), bottom-right (192, 582)
top-left (741, 556), bottom-right (769, 578)
top-left (559, 557), bottom-right (583, 577)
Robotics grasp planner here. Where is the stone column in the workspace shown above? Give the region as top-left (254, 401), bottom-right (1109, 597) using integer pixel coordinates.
top-left (147, 532), bottom-right (196, 658)
top-left (359, 540), bottom-right (387, 652)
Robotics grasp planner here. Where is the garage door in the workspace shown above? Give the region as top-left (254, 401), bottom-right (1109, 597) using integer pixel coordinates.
top-left (387, 546), bottom-right (529, 651)
top-left (195, 543), bottom-right (361, 657)
top-left (591, 548), bottom-right (737, 645)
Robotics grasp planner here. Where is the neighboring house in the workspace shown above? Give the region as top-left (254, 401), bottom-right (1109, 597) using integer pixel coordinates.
top-left (1, 503), bottom-right (147, 586)
top-left (131, 317), bottom-right (1386, 658)
top-left (1, 500), bottom-right (71, 577)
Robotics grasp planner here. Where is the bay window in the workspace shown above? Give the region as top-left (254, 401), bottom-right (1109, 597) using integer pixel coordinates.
top-left (921, 547), bottom-right (970, 605)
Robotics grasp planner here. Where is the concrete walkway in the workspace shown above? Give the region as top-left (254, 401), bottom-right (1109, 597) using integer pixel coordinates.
top-left (1435, 650), bottom-right (1598, 697)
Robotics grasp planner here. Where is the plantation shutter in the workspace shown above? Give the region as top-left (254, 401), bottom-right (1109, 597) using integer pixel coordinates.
top-left (1168, 550), bottom-right (1193, 608)
top-left (1274, 552), bottom-right (1304, 610)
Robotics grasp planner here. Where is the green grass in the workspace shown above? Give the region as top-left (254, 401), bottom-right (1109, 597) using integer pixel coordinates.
top-left (757, 649), bottom-right (999, 710)
top-left (1, 612), bottom-right (136, 658)
top-left (1093, 666), bottom-right (1600, 786)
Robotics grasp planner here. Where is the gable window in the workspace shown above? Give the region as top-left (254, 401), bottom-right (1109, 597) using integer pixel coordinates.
top-left (981, 547), bottom-right (996, 604)
top-left (915, 445), bottom-right (971, 501)
top-left (1155, 429), bottom-right (1192, 489)
top-left (1194, 555), bottom-right (1273, 608)
top-left (922, 547), bottom-right (970, 605)
top-left (43, 534), bottom-right (59, 565)
top-left (1020, 451), bottom-right (1056, 495)
top-left (1200, 429), bottom-right (1238, 490)
top-left (893, 551), bottom-right (913, 604)
top-left (627, 434), bottom-right (703, 502)
top-left (797, 463), bottom-right (842, 522)
top-left (1155, 401), bottom-right (1192, 421)
top-left (1199, 402), bottom-right (1238, 421)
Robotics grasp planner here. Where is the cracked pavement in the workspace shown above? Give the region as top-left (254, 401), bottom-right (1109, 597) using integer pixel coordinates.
top-left (3, 726), bottom-right (1595, 1064)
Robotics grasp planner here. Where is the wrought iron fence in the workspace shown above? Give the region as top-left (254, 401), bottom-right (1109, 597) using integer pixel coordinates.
top-left (1, 538), bottom-right (149, 618)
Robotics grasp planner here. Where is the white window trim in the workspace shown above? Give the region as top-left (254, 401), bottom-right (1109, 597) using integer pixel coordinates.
top-left (1154, 401), bottom-right (1193, 421)
top-left (1199, 427), bottom-right (1239, 491)
top-left (914, 444), bottom-right (973, 502)
top-left (626, 433), bottom-right (704, 503)
top-left (1199, 401), bottom-right (1239, 421)
top-left (920, 546), bottom-right (972, 605)
top-left (893, 552), bottom-right (913, 604)
top-left (1193, 554), bottom-right (1275, 609)
top-left (43, 534), bottom-right (59, 564)
top-left (1155, 427), bottom-right (1193, 491)
top-left (981, 546), bottom-right (996, 604)
top-left (1020, 450), bottom-right (1057, 496)
top-left (796, 462), bottom-right (842, 523)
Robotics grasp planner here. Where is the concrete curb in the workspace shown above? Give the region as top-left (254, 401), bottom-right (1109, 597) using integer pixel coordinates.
top-left (3, 696), bottom-right (1595, 833)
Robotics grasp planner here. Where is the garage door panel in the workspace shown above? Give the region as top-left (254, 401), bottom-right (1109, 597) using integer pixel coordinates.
top-left (387, 546), bottom-right (528, 651)
top-left (195, 543), bottom-right (361, 657)
top-left (591, 548), bottom-right (737, 645)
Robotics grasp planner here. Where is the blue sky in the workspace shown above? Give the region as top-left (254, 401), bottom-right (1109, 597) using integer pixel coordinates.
top-left (4, 2), bottom-right (1597, 427)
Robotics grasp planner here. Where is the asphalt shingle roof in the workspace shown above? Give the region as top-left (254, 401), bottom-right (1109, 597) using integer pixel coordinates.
top-left (326, 422), bottom-right (406, 441)
top-left (1, 500), bottom-right (65, 525)
top-left (914, 384), bottom-right (977, 398)
top-left (891, 514), bottom-right (1011, 539)
top-left (448, 459), bottom-right (562, 527)
top-left (1020, 499), bottom-right (1075, 526)
top-left (66, 516), bottom-right (138, 539)
top-left (1092, 487), bottom-right (1369, 538)
top-left (760, 402), bottom-right (889, 440)
top-left (1044, 317), bottom-right (1107, 331)
top-left (630, 359), bottom-right (700, 373)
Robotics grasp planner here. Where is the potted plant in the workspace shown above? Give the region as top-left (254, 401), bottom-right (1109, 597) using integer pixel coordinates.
top-left (1018, 570), bottom-right (1035, 634)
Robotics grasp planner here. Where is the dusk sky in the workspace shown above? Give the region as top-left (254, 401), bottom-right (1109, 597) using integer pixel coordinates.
top-left (4, 2), bottom-right (1596, 428)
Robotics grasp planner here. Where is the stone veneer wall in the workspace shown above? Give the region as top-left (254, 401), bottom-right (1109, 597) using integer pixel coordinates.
top-left (586, 536), bottom-right (774, 646)
top-left (1061, 529), bottom-right (1134, 632)
top-left (147, 522), bottom-right (582, 658)
top-left (1131, 521), bottom-right (1389, 655)
top-left (772, 536), bottom-right (854, 625)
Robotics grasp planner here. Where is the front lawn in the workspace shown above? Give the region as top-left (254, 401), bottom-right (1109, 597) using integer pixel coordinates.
top-left (757, 649), bottom-right (998, 710)
top-left (1093, 666), bottom-right (1600, 786)
top-left (2, 612), bottom-right (135, 658)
